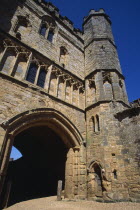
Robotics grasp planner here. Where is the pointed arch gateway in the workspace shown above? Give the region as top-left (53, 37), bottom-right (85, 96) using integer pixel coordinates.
top-left (0, 108), bottom-right (85, 207)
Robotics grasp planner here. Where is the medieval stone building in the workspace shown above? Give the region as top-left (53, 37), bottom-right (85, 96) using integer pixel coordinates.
top-left (0, 0), bottom-right (139, 207)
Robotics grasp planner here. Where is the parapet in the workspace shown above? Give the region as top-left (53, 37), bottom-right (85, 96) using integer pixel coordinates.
top-left (130, 98), bottom-right (140, 108)
top-left (83, 8), bottom-right (111, 25)
top-left (34, 0), bottom-right (83, 38)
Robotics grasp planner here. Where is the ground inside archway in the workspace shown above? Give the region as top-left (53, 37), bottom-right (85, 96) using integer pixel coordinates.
top-left (6, 196), bottom-right (140, 210)
top-left (5, 126), bottom-right (68, 207)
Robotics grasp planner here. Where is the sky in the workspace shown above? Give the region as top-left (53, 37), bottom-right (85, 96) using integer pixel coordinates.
top-left (45, 0), bottom-right (140, 102)
top-left (10, 0), bottom-right (140, 160)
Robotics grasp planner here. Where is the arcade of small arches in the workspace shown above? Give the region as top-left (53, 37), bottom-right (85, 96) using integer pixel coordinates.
top-left (86, 71), bottom-right (127, 107)
top-left (0, 38), bottom-right (85, 109)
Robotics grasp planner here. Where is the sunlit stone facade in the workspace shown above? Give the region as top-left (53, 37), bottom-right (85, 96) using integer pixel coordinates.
top-left (0, 0), bottom-right (139, 207)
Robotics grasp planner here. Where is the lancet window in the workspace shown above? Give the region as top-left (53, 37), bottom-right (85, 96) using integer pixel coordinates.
top-left (37, 68), bottom-right (46, 88)
top-left (92, 114), bottom-right (100, 133)
top-left (39, 16), bottom-right (56, 43)
top-left (26, 63), bottom-right (38, 83)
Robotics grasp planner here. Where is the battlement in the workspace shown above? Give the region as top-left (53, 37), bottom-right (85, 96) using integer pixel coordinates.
top-left (83, 8), bottom-right (111, 25)
top-left (130, 98), bottom-right (140, 108)
top-left (34, 0), bottom-right (83, 38)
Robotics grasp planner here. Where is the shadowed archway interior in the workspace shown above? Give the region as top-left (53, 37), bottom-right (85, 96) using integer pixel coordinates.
top-left (4, 125), bottom-right (68, 207)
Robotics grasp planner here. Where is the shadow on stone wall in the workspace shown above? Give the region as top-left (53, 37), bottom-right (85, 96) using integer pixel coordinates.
top-left (0, 0), bottom-right (25, 33)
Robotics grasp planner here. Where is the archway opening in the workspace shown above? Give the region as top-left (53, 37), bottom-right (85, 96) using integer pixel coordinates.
top-left (5, 125), bottom-right (68, 207)
top-left (92, 163), bottom-right (105, 197)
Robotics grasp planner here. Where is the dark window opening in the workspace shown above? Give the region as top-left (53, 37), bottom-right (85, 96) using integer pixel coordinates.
top-left (92, 117), bottom-right (95, 132)
top-left (112, 153), bottom-right (115, 156)
top-left (96, 115), bottom-right (100, 131)
top-left (47, 30), bottom-right (54, 42)
top-left (26, 63), bottom-right (38, 84)
top-left (113, 169), bottom-right (117, 179)
top-left (37, 68), bottom-right (46, 88)
top-left (40, 23), bottom-right (47, 37)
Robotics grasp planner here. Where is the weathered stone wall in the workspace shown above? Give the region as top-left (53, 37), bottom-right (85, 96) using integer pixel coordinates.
top-left (0, 75), bottom-right (86, 140)
top-left (83, 10), bottom-right (122, 77)
top-left (85, 41), bottom-right (122, 76)
top-left (83, 10), bottom-right (114, 46)
top-left (115, 108), bottom-right (140, 201)
top-left (86, 102), bottom-right (130, 200)
top-left (0, 0), bottom-right (84, 79)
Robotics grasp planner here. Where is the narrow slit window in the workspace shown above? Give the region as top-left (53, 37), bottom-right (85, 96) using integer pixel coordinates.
top-left (113, 169), bottom-right (117, 179)
top-left (96, 115), bottom-right (100, 131)
top-left (26, 63), bottom-right (38, 84)
top-left (37, 68), bottom-right (46, 88)
top-left (92, 117), bottom-right (95, 132)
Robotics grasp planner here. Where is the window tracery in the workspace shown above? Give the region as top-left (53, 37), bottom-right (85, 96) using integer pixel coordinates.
top-left (39, 16), bottom-right (56, 43)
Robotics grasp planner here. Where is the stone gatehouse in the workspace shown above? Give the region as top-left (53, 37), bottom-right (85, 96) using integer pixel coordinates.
top-left (0, 0), bottom-right (139, 208)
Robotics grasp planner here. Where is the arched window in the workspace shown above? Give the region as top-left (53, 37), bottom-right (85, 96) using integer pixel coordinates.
top-left (13, 54), bottom-right (27, 79)
top-left (49, 73), bottom-right (57, 94)
top-left (37, 68), bottom-right (46, 88)
top-left (39, 16), bottom-right (56, 43)
top-left (40, 23), bottom-right (47, 37)
top-left (103, 72), bottom-right (113, 100)
top-left (47, 30), bottom-right (54, 42)
top-left (57, 77), bottom-right (64, 99)
top-left (26, 63), bottom-right (38, 84)
top-left (79, 87), bottom-right (84, 108)
top-left (90, 81), bottom-right (96, 103)
top-left (65, 81), bottom-right (71, 102)
top-left (103, 80), bottom-right (113, 100)
top-left (72, 85), bottom-right (78, 105)
top-left (0, 48), bottom-right (16, 75)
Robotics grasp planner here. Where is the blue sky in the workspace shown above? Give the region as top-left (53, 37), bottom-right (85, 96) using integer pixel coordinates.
top-left (45, 0), bottom-right (140, 102)
top-left (10, 0), bottom-right (140, 159)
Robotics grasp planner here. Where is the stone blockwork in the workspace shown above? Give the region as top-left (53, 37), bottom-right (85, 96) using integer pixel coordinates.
top-left (0, 0), bottom-right (139, 206)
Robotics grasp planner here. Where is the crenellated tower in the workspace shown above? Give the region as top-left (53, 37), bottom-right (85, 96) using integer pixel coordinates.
top-left (84, 9), bottom-right (128, 107)
top-left (83, 9), bottom-right (131, 200)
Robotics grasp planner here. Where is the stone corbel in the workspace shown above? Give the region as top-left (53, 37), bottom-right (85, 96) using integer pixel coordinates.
top-left (32, 57), bottom-right (40, 66)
